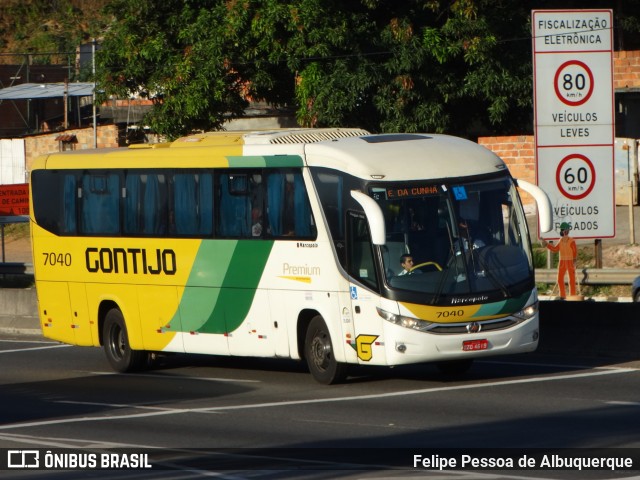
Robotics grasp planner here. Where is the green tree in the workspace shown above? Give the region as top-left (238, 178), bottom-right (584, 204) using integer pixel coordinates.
top-left (228, 0), bottom-right (537, 136)
top-left (96, 0), bottom-right (251, 137)
top-left (0, 0), bottom-right (109, 66)
top-left (95, 0), bottom-right (640, 139)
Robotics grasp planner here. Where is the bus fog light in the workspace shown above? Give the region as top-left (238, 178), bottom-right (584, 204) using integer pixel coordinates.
top-left (532, 330), bottom-right (539, 341)
top-left (396, 343), bottom-right (407, 353)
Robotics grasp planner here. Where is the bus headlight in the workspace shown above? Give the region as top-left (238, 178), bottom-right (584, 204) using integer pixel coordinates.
top-left (512, 301), bottom-right (538, 321)
top-left (376, 307), bottom-right (432, 331)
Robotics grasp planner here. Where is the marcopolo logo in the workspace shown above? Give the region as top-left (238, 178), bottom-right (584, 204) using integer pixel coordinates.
top-left (7, 450), bottom-right (39, 468)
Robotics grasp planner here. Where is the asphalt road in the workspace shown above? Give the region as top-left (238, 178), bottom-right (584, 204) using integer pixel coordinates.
top-left (1, 326), bottom-right (640, 480)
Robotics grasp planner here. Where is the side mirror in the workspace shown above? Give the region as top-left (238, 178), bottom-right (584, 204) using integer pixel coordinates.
top-left (516, 179), bottom-right (553, 233)
top-left (350, 190), bottom-right (386, 245)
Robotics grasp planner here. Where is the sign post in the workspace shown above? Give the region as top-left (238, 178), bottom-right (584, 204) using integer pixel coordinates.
top-left (532, 9), bottom-right (615, 240)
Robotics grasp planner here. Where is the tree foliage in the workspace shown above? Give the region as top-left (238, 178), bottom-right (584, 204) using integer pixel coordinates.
top-left (93, 0), bottom-right (640, 139)
top-left (0, 0), bottom-right (109, 66)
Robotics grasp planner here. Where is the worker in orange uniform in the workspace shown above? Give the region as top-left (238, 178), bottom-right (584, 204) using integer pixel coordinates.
top-left (542, 222), bottom-right (577, 299)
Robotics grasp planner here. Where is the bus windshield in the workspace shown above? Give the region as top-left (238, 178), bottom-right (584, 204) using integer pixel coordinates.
top-left (371, 175), bottom-right (533, 299)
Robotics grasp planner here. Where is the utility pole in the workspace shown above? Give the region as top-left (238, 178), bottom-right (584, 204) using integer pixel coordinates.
top-left (92, 38), bottom-right (97, 148)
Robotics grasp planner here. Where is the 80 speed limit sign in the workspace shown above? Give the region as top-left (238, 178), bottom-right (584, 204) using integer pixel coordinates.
top-left (554, 60), bottom-right (594, 107)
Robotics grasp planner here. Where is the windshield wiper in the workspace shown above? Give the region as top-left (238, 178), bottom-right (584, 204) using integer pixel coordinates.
top-left (433, 222), bottom-right (465, 303)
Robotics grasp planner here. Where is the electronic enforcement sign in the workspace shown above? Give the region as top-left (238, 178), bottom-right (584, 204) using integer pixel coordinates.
top-left (532, 9), bottom-right (615, 239)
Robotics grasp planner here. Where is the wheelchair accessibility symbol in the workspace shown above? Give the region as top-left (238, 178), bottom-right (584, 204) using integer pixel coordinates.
top-left (350, 286), bottom-right (358, 300)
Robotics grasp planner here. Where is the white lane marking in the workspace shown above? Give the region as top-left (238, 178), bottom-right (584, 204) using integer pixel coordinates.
top-left (194, 367), bottom-right (638, 412)
top-left (89, 371), bottom-right (261, 383)
top-left (0, 407), bottom-right (190, 430)
top-left (606, 400), bottom-right (640, 406)
top-left (0, 344), bottom-right (70, 354)
top-left (0, 366), bottom-right (635, 431)
top-left (0, 339), bottom-right (58, 344)
top-left (0, 432), bottom-right (165, 448)
top-left (482, 359), bottom-right (640, 371)
top-left (55, 400), bottom-right (223, 413)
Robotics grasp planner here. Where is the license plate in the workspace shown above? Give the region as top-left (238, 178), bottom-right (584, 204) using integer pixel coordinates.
top-left (462, 339), bottom-right (488, 351)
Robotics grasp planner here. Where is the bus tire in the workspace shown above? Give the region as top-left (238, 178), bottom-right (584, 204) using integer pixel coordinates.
top-left (103, 308), bottom-right (147, 373)
top-left (436, 359), bottom-right (474, 376)
top-left (304, 316), bottom-right (347, 385)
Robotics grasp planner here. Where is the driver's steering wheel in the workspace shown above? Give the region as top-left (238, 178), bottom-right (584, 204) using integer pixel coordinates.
top-left (410, 261), bottom-right (442, 272)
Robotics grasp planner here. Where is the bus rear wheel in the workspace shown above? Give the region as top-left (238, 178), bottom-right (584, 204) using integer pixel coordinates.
top-left (103, 308), bottom-right (147, 373)
top-left (304, 316), bottom-right (347, 385)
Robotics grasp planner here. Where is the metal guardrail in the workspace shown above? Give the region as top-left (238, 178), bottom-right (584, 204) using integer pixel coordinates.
top-left (0, 263), bottom-right (635, 285)
top-left (536, 268), bottom-right (639, 285)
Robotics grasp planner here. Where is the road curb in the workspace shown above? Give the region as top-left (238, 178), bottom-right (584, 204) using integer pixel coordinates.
top-left (0, 316), bottom-right (40, 336)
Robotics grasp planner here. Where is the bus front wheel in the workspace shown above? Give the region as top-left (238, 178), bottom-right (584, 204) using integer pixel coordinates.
top-left (304, 316), bottom-right (347, 385)
top-left (103, 308), bottom-right (147, 373)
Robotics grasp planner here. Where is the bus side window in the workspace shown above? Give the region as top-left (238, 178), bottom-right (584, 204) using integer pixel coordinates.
top-left (62, 174), bottom-right (77, 234)
top-left (124, 173), bottom-right (168, 236)
top-left (80, 173), bottom-right (120, 235)
top-left (143, 174), bottom-right (167, 235)
top-left (31, 170), bottom-right (78, 235)
top-left (310, 170), bottom-right (345, 265)
top-left (266, 171), bottom-right (316, 238)
top-left (218, 173), bottom-right (251, 237)
top-left (346, 211), bottom-right (378, 291)
top-left (124, 174), bottom-right (142, 234)
top-left (173, 173), bottom-right (213, 236)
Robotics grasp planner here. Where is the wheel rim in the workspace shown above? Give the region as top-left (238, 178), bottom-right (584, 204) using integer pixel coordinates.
top-left (309, 330), bottom-right (332, 372)
top-left (108, 324), bottom-right (125, 361)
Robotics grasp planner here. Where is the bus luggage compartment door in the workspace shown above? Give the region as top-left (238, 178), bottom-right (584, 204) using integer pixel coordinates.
top-left (38, 281), bottom-right (93, 346)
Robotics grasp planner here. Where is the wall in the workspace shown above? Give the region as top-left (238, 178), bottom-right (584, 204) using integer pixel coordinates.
top-left (613, 50), bottom-right (640, 89)
top-left (24, 124), bottom-right (119, 172)
top-left (0, 139), bottom-right (26, 183)
top-left (479, 50), bottom-right (640, 211)
top-left (477, 135), bottom-right (536, 210)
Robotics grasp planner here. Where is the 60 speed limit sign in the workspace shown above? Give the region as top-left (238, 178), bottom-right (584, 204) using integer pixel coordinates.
top-left (555, 153), bottom-right (596, 200)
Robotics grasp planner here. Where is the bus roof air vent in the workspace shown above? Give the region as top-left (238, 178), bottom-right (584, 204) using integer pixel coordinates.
top-left (246, 128), bottom-right (369, 145)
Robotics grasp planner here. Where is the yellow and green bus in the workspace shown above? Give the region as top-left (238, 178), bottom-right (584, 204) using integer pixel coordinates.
top-left (29, 128), bottom-right (551, 384)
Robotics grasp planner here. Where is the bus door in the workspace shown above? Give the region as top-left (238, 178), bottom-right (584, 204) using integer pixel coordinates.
top-left (345, 211), bottom-right (386, 365)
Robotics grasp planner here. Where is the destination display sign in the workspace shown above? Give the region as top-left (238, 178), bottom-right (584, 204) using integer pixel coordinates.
top-left (371, 185), bottom-right (440, 201)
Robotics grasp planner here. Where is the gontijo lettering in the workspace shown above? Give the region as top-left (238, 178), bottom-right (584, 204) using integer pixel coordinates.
top-left (85, 247), bottom-right (176, 275)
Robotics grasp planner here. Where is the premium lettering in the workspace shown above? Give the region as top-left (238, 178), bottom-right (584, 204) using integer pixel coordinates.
top-left (283, 263), bottom-right (320, 276)
top-left (85, 247), bottom-right (177, 275)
